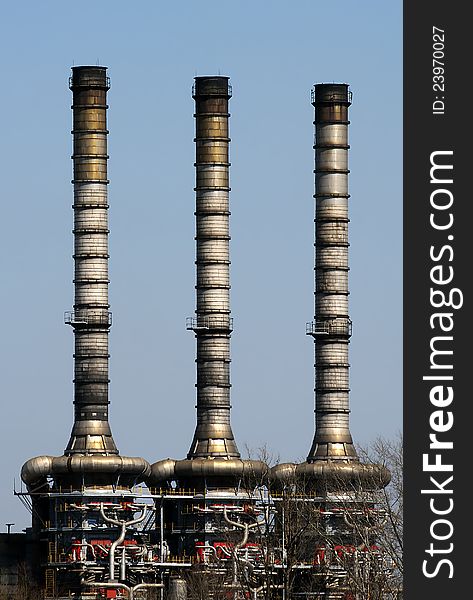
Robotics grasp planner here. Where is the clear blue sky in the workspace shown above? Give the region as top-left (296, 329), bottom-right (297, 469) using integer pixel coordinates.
top-left (0, 1), bottom-right (402, 529)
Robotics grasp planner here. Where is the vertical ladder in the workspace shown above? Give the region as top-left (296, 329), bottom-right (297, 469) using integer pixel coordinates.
top-left (44, 568), bottom-right (56, 598)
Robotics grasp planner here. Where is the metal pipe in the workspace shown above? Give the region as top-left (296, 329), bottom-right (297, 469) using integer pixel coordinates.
top-left (187, 76), bottom-right (239, 459)
top-left (306, 83), bottom-right (357, 461)
top-left (132, 583), bottom-right (166, 597)
top-left (85, 582), bottom-right (131, 596)
top-left (78, 541), bottom-right (96, 559)
top-left (106, 521), bottom-right (125, 581)
top-left (223, 506), bottom-right (258, 586)
top-left (65, 66), bottom-right (117, 455)
top-left (160, 500), bottom-right (164, 561)
top-left (100, 502), bottom-right (148, 582)
top-left (21, 454), bottom-right (151, 490)
top-left (85, 581), bottom-right (164, 600)
top-left (120, 546), bottom-right (126, 582)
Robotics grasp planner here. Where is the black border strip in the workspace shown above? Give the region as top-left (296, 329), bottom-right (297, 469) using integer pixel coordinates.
top-left (404, 3), bottom-right (470, 597)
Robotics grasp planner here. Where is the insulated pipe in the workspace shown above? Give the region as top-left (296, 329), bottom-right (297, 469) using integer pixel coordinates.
top-left (187, 76), bottom-right (239, 459)
top-left (21, 454), bottom-right (151, 490)
top-left (307, 84), bottom-right (357, 461)
top-left (223, 507), bottom-right (258, 586)
top-left (65, 66), bottom-right (117, 455)
top-left (120, 547), bottom-right (126, 582)
top-left (100, 503), bottom-right (148, 582)
top-left (84, 582), bottom-right (164, 600)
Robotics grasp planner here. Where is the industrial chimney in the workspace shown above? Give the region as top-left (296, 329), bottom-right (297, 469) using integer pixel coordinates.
top-left (186, 76), bottom-right (239, 460)
top-left (306, 83), bottom-right (356, 461)
top-left (271, 83), bottom-right (389, 488)
top-left (21, 66), bottom-right (149, 490)
top-left (19, 66), bottom-right (152, 595)
top-left (149, 76), bottom-right (265, 489)
top-left (65, 66), bottom-right (117, 455)
top-left (148, 77), bottom-right (266, 568)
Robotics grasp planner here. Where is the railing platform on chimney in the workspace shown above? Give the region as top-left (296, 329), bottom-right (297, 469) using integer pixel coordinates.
top-left (186, 316), bottom-right (233, 333)
top-left (306, 318), bottom-right (352, 337)
top-left (64, 311), bottom-right (112, 327)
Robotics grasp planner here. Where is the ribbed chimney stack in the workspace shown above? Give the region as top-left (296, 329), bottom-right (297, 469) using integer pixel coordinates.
top-left (306, 83), bottom-right (357, 462)
top-left (186, 76), bottom-right (239, 459)
top-left (65, 66), bottom-right (117, 455)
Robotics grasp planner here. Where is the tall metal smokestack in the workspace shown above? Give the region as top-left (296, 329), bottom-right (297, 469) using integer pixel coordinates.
top-left (21, 67), bottom-right (149, 490)
top-left (186, 76), bottom-right (239, 459)
top-left (20, 66), bottom-right (150, 594)
top-left (149, 77), bottom-right (265, 491)
top-left (306, 83), bottom-right (357, 462)
top-left (148, 78), bottom-right (265, 569)
top-left (65, 66), bottom-right (117, 455)
top-left (271, 83), bottom-right (390, 489)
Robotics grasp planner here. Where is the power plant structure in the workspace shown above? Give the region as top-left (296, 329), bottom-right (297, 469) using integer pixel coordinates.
top-left (147, 75), bottom-right (273, 597)
top-left (8, 70), bottom-right (392, 600)
top-left (270, 84), bottom-right (391, 599)
top-left (18, 67), bottom-right (158, 598)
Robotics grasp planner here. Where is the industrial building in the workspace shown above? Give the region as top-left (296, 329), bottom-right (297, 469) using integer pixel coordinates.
top-left (2, 68), bottom-right (391, 599)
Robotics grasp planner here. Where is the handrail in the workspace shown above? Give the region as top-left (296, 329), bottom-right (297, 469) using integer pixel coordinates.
top-left (306, 318), bottom-right (352, 336)
top-left (186, 316), bottom-right (233, 331)
top-left (64, 310), bottom-right (112, 326)
top-left (69, 76), bottom-right (110, 89)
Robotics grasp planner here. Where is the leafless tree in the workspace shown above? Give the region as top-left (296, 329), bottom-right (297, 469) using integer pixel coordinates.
top-left (234, 436), bottom-right (403, 600)
top-left (184, 565), bottom-right (230, 600)
top-left (356, 433), bottom-right (403, 599)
